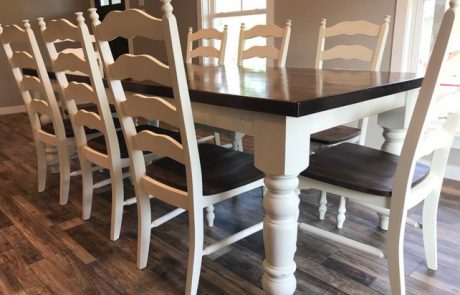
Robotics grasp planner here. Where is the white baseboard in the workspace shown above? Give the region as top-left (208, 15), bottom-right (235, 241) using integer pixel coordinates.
top-left (0, 105), bottom-right (26, 115)
top-left (445, 163), bottom-right (460, 181)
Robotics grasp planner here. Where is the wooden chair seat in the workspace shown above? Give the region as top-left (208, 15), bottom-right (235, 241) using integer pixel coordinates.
top-left (42, 118), bottom-right (96, 137)
top-left (301, 143), bottom-right (430, 196)
top-left (89, 125), bottom-right (181, 158)
top-left (147, 143), bottom-right (264, 195)
top-left (310, 126), bottom-right (361, 145)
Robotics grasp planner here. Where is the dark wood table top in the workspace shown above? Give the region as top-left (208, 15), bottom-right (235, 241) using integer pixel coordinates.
top-left (123, 65), bottom-right (423, 117)
top-left (26, 65), bottom-right (423, 118)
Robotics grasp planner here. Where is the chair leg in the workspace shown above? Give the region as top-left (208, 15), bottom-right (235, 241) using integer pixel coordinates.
top-left (186, 205), bottom-right (204, 295)
top-left (36, 141), bottom-right (47, 192)
top-left (205, 205), bottom-right (215, 227)
top-left (378, 212), bottom-right (390, 231)
top-left (57, 143), bottom-right (70, 205)
top-left (337, 196), bottom-right (346, 229)
top-left (318, 191), bottom-right (328, 220)
top-left (213, 132), bottom-right (221, 145)
top-left (387, 210), bottom-right (408, 295)
top-left (423, 190), bottom-right (441, 270)
top-left (232, 132), bottom-right (244, 152)
top-left (110, 167), bottom-right (125, 241)
top-left (81, 159), bottom-right (94, 220)
top-left (137, 190), bottom-right (152, 269)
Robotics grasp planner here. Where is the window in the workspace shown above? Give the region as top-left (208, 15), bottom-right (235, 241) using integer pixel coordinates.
top-left (198, 0), bottom-right (274, 66)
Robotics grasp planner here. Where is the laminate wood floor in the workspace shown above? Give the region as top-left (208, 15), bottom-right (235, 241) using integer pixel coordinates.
top-left (0, 113), bottom-right (459, 294)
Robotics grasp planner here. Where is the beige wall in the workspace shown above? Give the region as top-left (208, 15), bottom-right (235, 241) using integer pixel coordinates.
top-left (0, 0), bottom-right (90, 109)
top-left (275, 0), bottom-right (396, 70)
top-left (142, 0), bottom-right (197, 63)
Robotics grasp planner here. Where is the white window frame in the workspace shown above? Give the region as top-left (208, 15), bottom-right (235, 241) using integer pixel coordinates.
top-left (392, 0), bottom-right (460, 146)
top-left (197, 0), bottom-right (274, 30)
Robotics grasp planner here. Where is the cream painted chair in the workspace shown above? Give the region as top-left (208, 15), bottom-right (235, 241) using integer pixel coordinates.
top-left (186, 26), bottom-right (231, 147)
top-left (299, 2), bottom-right (460, 293)
top-left (90, 5), bottom-right (264, 294)
top-left (38, 14), bottom-right (178, 241)
top-left (306, 15), bottom-right (391, 229)
top-left (234, 20), bottom-right (292, 151)
top-left (0, 20), bottom-right (77, 205)
top-left (237, 20), bottom-right (292, 67)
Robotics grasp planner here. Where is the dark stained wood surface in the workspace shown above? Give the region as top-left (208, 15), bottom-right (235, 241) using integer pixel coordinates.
top-left (1, 113), bottom-right (459, 294)
top-left (24, 65), bottom-right (423, 117)
top-left (301, 143), bottom-right (430, 196)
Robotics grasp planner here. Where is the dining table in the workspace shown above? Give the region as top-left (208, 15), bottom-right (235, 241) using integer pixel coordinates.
top-left (122, 64), bottom-right (423, 295)
top-left (27, 64), bottom-right (423, 294)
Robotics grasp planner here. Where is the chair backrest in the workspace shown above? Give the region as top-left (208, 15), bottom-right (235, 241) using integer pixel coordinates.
top-left (38, 14), bottom-right (121, 164)
top-left (237, 20), bottom-right (291, 67)
top-left (315, 16), bottom-right (391, 71)
top-left (90, 3), bottom-right (202, 206)
top-left (186, 26), bottom-right (228, 66)
top-left (393, 1), bottom-right (460, 209)
top-left (0, 20), bottom-right (67, 143)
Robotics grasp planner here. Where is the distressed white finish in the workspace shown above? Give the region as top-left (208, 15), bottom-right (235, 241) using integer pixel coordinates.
top-left (38, 14), bottom-right (151, 241)
top-left (0, 21), bottom-right (72, 205)
top-left (298, 2), bottom-right (460, 294)
top-left (90, 5), bottom-right (263, 295)
top-left (310, 15), bottom-right (391, 228)
top-left (237, 20), bottom-right (292, 67)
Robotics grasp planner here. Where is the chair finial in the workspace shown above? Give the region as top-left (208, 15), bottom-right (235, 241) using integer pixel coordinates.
top-left (321, 18), bottom-right (327, 26)
top-left (75, 12), bottom-right (85, 25)
top-left (223, 24), bottom-right (228, 31)
top-left (161, 0), bottom-right (173, 17)
top-left (384, 15), bottom-right (391, 23)
top-left (0, 24), bottom-right (3, 35)
top-left (188, 26), bottom-right (193, 33)
top-left (241, 23), bottom-right (245, 30)
top-left (37, 17), bottom-right (46, 32)
top-left (450, 0), bottom-right (459, 8)
top-left (88, 8), bottom-right (101, 25)
top-left (22, 19), bottom-right (31, 29)
top-left (286, 19), bottom-right (292, 27)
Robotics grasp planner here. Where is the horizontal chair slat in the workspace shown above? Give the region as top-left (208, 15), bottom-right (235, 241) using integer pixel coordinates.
top-left (122, 94), bottom-right (178, 128)
top-left (97, 9), bottom-right (164, 42)
top-left (54, 52), bottom-right (89, 75)
top-left (321, 45), bottom-right (373, 62)
top-left (30, 98), bottom-right (51, 116)
top-left (1, 25), bottom-right (28, 43)
top-left (191, 46), bottom-right (220, 59)
top-left (190, 28), bottom-right (223, 41)
top-left (242, 46), bottom-right (280, 60)
top-left (325, 21), bottom-right (380, 37)
top-left (110, 54), bottom-right (171, 86)
top-left (244, 24), bottom-right (284, 39)
top-left (41, 19), bottom-right (80, 42)
top-left (12, 51), bottom-right (35, 69)
top-left (132, 130), bottom-right (184, 164)
top-left (65, 82), bottom-right (98, 104)
top-left (21, 75), bottom-right (43, 93)
top-left (74, 109), bottom-right (104, 132)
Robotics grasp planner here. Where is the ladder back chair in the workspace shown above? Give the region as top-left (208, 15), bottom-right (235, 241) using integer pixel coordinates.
top-left (299, 2), bottom-right (460, 293)
top-left (237, 20), bottom-right (292, 67)
top-left (89, 4), bottom-right (264, 294)
top-left (306, 15), bottom-right (391, 229)
top-left (0, 20), bottom-right (75, 205)
top-left (38, 14), bottom-right (177, 241)
top-left (234, 20), bottom-right (292, 151)
top-left (186, 26), bottom-right (236, 148)
top-left (186, 26), bottom-right (227, 66)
